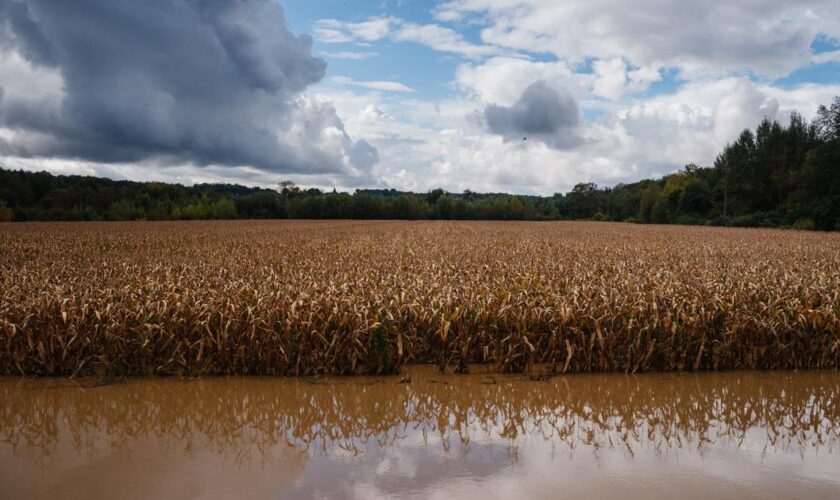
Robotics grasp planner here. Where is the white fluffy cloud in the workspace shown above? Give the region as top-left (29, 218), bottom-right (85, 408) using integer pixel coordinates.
top-left (393, 22), bottom-right (500, 58)
top-left (330, 76), bottom-right (416, 93)
top-left (312, 16), bottom-right (504, 59)
top-left (305, 1), bottom-right (840, 195)
top-left (316, 68), bottom-right (840, 195)
top-left (313, 17), bottom-right (394, 44)
top-left (320, 51), bottom-right (378, 61)
top-left (591, 59), bottom-right (629, 100)
top-left (434, 0), bottom-right (839, 78)
top-left (455, 57), bottom-right (583, 104)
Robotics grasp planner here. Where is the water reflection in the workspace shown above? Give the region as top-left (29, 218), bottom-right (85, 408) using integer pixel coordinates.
top-left (1, 369), bottom-right (839, 499)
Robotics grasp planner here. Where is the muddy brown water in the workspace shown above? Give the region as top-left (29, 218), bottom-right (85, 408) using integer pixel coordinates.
top-left (1, 368), bottom-right (839, 499)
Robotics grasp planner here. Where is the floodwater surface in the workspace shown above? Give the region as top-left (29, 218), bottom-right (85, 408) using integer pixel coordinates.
top-left (1, 368), bottom-right (839, 499)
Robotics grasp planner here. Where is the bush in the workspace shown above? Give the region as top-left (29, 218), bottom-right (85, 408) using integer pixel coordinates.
top-left (727, 211), bottom-right (782, 228)
top-left (792, 218), bottom-right (816, 231)
top-left (0, 200), bottom-right (13, 222)
top-left (675, 214), bottom-right (704, 226)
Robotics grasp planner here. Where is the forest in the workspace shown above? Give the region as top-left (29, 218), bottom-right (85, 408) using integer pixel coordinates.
top-left (1, 97), bottom-right (838, 230)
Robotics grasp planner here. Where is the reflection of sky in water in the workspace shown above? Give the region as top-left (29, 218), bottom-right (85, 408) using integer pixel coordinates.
top-left (293, 437), bottom-right (511, 499)
top-left (1, 370), bottom-right (839, 500)
top-left (284, 415), bottom-right (840, 500)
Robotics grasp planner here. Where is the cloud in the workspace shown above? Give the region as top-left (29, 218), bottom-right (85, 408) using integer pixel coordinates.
top-left (2, 0), bottom-right (838, 197)
top-left (312, 16), bottom-right (503, 59)
top-left (812, 50), bottom-right (840, 65)
top-left (484, 81), bottom-right (580, 148)
top-left (348, 139), bottom-right (380, 170)
top-left (331, 76), bottom-right (416, 93)
top-left (313, 17), bottom-right (394, 44)
top-left (591, 58), bottom-right (628, 100)
top-left (435, 0), bottom-right (839, 78)
top-left (393, 23), bottom-right (500, 58)
top-left (0, 0), bottom-right (377, 176)
top-left (0, 0), bottom-right (55, 66)
top-left (456, 57), bottom-right (584, 105)
top-left (713, 79), bottom-right (780, 142)
top-left (303, 4), bottom-right (839, 195)
top-left (320, 51), bottom-right (378, 60)
top-left (316, 72), bottom-right (840, 197)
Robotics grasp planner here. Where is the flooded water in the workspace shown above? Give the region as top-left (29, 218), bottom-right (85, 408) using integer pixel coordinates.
top-left (1, 368), bottom-right (839, 499)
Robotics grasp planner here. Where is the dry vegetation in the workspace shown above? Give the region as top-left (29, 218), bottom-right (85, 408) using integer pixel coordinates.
top-left (1, 220), bottom-right (839, 376)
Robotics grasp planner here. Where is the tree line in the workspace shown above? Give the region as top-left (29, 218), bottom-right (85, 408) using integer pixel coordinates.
top-left (1, 97), bottom-right (838, 229)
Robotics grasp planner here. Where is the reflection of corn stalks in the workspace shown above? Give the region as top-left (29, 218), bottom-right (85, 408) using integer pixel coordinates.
top-left (1, 371), bottom-right (838, 464)
top-left (1, 220), bottom-right (840, 376)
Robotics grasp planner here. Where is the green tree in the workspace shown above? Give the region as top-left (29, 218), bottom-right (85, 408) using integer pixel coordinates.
top-left (651, 197), bottom-right (670, 224)
top-left (815, 96), bottom-right (840, 141)
top-left (638, 183), bottom-right (662, 223)
top-left (678, 179), bottom-right (712, 216)
top-left (209, 198), bottom-right (237, 219)
top-left (566, 183), bottom-right (604, 219)
top-left (794, 139), bottom-right (840, 230)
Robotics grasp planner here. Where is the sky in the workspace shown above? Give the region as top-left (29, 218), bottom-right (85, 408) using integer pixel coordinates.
top-left (0, 0), bottom-right (839, 195)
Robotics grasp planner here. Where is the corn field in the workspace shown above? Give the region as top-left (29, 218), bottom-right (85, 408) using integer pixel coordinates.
top-left (1, 220), bottom-right (839, 376)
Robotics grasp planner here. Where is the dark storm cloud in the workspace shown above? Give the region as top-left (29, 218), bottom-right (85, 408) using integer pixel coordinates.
top-left (0, 0), bottom-right (54, 65)
top-left (0, 0), bottom-right (377, 174)
top-left (484, 80), bottom-right (581, 148)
